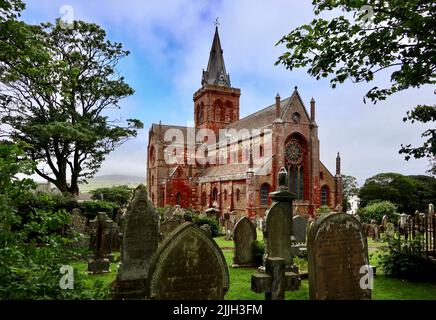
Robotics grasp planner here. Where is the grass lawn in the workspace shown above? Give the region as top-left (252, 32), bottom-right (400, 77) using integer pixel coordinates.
top-left (72, 236), bottom-right (436, 300)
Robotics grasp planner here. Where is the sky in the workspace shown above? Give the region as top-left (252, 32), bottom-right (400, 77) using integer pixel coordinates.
top-left (21, 0), bottom-right (434, 186)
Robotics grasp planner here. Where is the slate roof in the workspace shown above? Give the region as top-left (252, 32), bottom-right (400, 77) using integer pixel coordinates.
top-left (225, 89), bottom-right (309, 131)
top-left (202, 27), bottom-right (231, 87)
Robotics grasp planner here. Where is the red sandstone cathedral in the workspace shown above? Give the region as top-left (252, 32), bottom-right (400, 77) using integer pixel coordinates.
top-left (147, 27), bottom-right (343, 218)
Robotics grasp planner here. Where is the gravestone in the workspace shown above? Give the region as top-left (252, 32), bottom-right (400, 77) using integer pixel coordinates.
top-left (113, 185), bottom-right (159, 299)
top-left (292, 215), bottom-right (308, 243)
top-left (68, 208), bottom-right (89, 248)
top-left (398, 213), bottom-right (408, 234)
top-left (381, 215), bottom-right (388, 232)
top-left (70, 208), bottom-right (87, 234)
top-left (174, 205), bottom-right (185, 217)
top-left (111, 222), bottom-right (121, 252)
top-left (164, 206), bottom-right (175, 220)
top-left (115, 207), bottom-right (127, 225)
top-left (385, 222), bottom-right (395, 238)
top-left (262, 168), bottom-right (297, 272)
top-left (205, 207), bottom-right (220, 221)
top-left (372, 225), bottom-right (380, 242)
top-left (232, 217), bottom-right (257, 267)
top-left (148, 222), bottom-right (229, 300)
top-left (88, 212), bottom-right (114, 273)
top-left (224, 213), bottom-right (236, 240)
top-left (256, 217), bottom-right (264, 230)
top-left (251, 168), bottom-right (300, 299)
top-left (291, 215), bottom-right (308, 257)
top-left (159, 214), bottom-right (185, 242)
top-left (429, 203), bottom-right (434, 216)
top-left (307, 212), bottom-right (371, 300)
top-left (200, 223), bottom-right (212, 237)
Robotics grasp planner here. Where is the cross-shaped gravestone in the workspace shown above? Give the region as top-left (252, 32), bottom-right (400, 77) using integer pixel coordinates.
top-left (251, 257), bottom-right (300, 300)
top-left (88, 212), bottom-right (114, 273)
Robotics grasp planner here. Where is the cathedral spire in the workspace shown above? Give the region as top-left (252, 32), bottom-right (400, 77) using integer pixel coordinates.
top-left (202, 26), bottom-right (231, 87)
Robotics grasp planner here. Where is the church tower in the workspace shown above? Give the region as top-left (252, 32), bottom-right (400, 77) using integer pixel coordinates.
top-left (193, 27), bottom-right (240, 135)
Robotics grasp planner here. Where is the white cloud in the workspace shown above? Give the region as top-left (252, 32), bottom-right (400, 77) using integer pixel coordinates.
top-left (22, 0), bottom-right (433, 185)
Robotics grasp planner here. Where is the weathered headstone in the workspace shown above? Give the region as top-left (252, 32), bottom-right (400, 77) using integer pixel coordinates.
top-left (256, 217), bottom-right (264, 230)
top-left (173, 205), bottom-right (185, 217)
top-left (159, 214), bottom-right (184, 242)
top-left (385, 222), bottom-right (395, 238)
top-left (67, 208), bottom-right (89, 248)
top-left (205, 207), bottom-right (220, 221)
top-left (70, 208), bottom-right (87, 234)
top-left (148, 222), bottom-right (229, 300)
top-left (372, 225), bottom-right (380, 242)
top-left (292, 215), bottom-right (308, 243)
top-left (224, 213), bottom-right (235, 240)
top-left (115, 206), bottom-right (127, 225)
top-left (110, 222), bottom-right (121, 252)
top-left (291, 215), bottom-right (308, 257)
top-left (232, 217), bottom-right (257, 267)
top-left (164, 206), bottom-right (175, 220)
top-left (308, 213), bottom-right (371, 300)
top-left (381, 215), bottom-right (389, 232)
top-left (398, 213), bottom-right (408, 234)
top-left (88, 212), bottom-right (114, 273)
top-left (200, 223), bottom-right (212, 237)
top-left (113, 185), bottom-right (159, 299)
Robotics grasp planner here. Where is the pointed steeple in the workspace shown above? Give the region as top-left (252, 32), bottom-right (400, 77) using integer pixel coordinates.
top-left (202, 26), bottom-right (231, 87)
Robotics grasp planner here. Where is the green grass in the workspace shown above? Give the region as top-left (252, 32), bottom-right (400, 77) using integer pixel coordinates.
top-left (72, 238), bottom-right (436, 300)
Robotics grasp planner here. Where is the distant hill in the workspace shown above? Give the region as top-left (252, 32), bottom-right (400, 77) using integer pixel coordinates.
top-left (91, 175), bottom-right (145, 183)
top-left (79, 174), bottom-right (145, 193)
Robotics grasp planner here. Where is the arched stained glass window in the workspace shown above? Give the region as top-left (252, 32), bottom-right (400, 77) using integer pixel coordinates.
top-left (285, 140), bottom-right (304, 200)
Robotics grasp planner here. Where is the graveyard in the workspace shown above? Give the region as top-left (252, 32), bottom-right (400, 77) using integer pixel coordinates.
top-left (68, 226), bottom-right (436, 300)
top-left (61, 176), bottom-right (436, 300)
top-left (1, 0), bottom-right (435, 307)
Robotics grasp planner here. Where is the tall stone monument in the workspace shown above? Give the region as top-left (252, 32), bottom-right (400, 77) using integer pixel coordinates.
top-left (113, 184), bottom-right (159, 299)
top-left (251, 167), bottom-right (301, 300)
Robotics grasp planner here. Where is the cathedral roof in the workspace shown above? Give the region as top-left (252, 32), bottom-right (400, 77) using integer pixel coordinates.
top-left (198, 163), bottom-right (248, 183)
top-left (225, 88), bottom-right (308, 131)
top-left (150, 123), bottom-right (193, 140)
top-left (201, 27), bottom-right (231, 87)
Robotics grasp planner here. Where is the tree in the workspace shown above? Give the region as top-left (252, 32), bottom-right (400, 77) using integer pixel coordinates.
top-left (342, 174), bottom-right (359, 211)
top-left (0, 20), bottom-right (143, 195)
top-left (90, 185), bottom-right (134, 206)
top-left (0, 0), bottom-right (24, 22)
top-left (276, 0), bottom-right (435, 169)
top-left (0, 141), bottom-right (108, 299)
top-left (0, 140), bottom-right (35, 219)
top-left (358, 200), bottom-right (397, 224)
top-left (358, 172), bottom-right (435, 213)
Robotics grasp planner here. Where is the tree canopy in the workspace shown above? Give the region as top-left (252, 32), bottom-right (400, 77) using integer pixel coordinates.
top-left (358, 172), bottom-right (435, 213)
top-left (0, 18), bottom-right (143, 195)
top-left (276, 0), bottom-right (435, 171)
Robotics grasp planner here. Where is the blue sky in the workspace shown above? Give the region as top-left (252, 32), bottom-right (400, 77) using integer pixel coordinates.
top-left (21, 0), bottom-right (434, 185)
